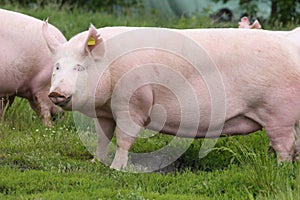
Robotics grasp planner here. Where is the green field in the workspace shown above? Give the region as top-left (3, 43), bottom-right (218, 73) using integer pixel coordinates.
top-left (1, 3), bottom-right (300, 200)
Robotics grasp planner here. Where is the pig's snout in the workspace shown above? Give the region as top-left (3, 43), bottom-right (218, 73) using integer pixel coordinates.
top-left (48, 91), bottom-right (71, 107)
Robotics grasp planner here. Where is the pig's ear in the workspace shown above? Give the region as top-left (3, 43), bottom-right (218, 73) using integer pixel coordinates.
top-left (42, 19), bottom-right (62, 54)
top-left (251, 20), bottom-right (262, 29)
top-left (83, 24), bottom-right (103, 54)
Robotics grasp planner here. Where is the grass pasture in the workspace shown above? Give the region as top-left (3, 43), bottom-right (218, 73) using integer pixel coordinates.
top-left (1, 4), bottom-right (300, 199)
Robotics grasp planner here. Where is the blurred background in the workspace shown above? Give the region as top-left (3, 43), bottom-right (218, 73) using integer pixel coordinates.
top-left (1, 0), bottom-right (299, 27)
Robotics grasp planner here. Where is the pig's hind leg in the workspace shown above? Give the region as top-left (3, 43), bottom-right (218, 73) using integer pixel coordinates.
top-left (93, 117), bottom-right (116, 164)
top-left (261, 94), bottom-right (300, 162)
top-left (293, 120), bottom-right (300, 161)
top-left (265, 125), bottom-right (296, 162)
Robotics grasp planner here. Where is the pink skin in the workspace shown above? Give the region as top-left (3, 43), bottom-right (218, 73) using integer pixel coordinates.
top-left (0, 9), bottom-right (66, 125)
top-left (275, 28), bottom-right (300, 47)
top-left (44, 24), bottom-right (300, 170)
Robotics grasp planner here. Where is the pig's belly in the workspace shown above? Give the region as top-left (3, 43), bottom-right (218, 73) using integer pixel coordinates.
top-left (146, 115), bottom-right (262, 138)
top-left (0, 76), bottom-right (25, 96)
top-left (0, 89), bottom-right (17, 97)
top-left (0, 85), bottom-right (24, 97)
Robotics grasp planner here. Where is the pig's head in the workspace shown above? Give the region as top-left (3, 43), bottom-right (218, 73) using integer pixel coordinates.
top-left (42, 21), bottom-right (104, 111)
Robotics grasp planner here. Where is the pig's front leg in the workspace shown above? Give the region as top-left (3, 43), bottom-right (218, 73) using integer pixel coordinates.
top-left (110, 126), bottom-right (140, 170)
top-left (30, 91), bottom-right (54, 126)
top-left (93, 117), bottom-right (116, 163)
top-left (109, 85), bottom-right (153, 170)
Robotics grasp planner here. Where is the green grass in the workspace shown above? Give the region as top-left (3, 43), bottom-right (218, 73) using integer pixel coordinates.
top-left (1, 103), bottom-right (299, 199)
top-left (1, 3), bottom-right (300, 199)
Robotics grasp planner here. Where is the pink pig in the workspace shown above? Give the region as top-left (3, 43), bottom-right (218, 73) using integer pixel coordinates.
top-left (0, 9), bottom-right (66, 125)
top-left (43, 23), bottom-right (300, 170)
top-left (238, 16), bottom-right (262, 29)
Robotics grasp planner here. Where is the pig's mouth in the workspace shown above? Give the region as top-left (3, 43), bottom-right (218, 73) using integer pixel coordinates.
top-left (48, 92), bottom-right (72, 108)
top-left (57, 96), bottom-right (72, 107)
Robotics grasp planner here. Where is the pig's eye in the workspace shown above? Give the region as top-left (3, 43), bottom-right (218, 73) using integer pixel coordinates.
top-left (74, 64), bottom-right (85, 72)
top-left (55, 63), bottom-right (60, 71)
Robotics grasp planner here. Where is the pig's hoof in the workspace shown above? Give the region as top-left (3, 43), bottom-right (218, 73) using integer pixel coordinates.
top-left (90, 158), bottom-right (97, 163)
top-left (110, 161), bottom-right (126, 171)
top-left (110, 164), bottom-right (122, 170)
